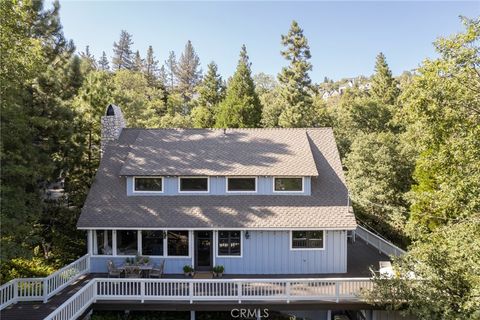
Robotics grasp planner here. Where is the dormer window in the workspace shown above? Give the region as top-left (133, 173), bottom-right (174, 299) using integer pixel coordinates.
top-left (179, 177), bottom-right (209, 193)
top-left (227, 177), bottom-right (257, 192)
top-left (133, 177), bottom-right (163, 193)
top-left (274, 177), bottom-right (304, 192)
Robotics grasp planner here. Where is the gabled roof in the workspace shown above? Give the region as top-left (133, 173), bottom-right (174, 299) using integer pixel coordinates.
top-left (77, 128), bottom-right (356, 230)
top-left (119, 129), bottom-right (318, 176)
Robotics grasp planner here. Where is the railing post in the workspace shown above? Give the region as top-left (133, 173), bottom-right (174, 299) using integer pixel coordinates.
top-left (140, 281), bottom-right (145, 303)
top-left (189, 282), bottom-right (194, 304)
top-left (237, 282), bottom-right (242, 304)
top-left (86, 254), bottom-right (91, 273)
top-left (286, 281), bottom-right (291, 303)
top-left (335, 282), bottom-right (340, 303)
top-left (13, 280), bottom-right (18, 304)
top-left (43, 278), bottom-right (48, 303)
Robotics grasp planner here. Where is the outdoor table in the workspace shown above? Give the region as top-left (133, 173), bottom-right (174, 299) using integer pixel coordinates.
top-left (120, 264), bottom-right (153, 278)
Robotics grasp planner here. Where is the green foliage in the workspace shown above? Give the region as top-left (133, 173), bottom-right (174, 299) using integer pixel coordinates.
top-left (192, 62), bottom-right (225, 127)
top-left (0, 257), bottom-right (56, 283)
top-left (277, 21), bottom-right (315, 127)
top-left (98, 51), bottom-right (110, 71)
top-left (215, 45), bottom-right (262, 128)
top-left (370, 52), bottom-right (400, 105)
top-left (401, 17), bottom-right (480, 236)
top-left (345, 132), bottom-right (414, 244)
top-left (175, 40), bottom-right (202, 101)
top-left (365, 216), bottom-right (480, 319)
top-left (112, 30), bottom-right (134, 70)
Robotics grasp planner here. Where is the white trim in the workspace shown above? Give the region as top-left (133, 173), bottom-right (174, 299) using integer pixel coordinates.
top-left (141, 230), bottom-right (166, 257)
top-left (80, 226), bottom-right (356, 231)
top-left (178, 176), bottom-right (210, 193)
top-left (87, 230), bottom-right (93, 255)
top-left (273, 176), bottom-right (305, 193)
top-left (132, 176), bottom-right (164, 194)
top-left (289, 230), bottom-right (326, 251)
top-left (112, 230), bottom-right (117, 256)
top-left (138, 230), bottom-right (143, 255)
top-left (225, 177), bottom-right (258, 193)
top-left (215, 230), bottom-right (243, 258)
top-left (212, 231), bottom-right (216, 267)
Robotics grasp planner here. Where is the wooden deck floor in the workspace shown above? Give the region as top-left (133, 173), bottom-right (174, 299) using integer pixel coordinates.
top-left (0, 238), bottom-right (388, 320)
top-left (0, 275), bottom-right (94, 320)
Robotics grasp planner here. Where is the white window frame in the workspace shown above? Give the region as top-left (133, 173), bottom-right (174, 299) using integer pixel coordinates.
top-left (132, 176), bottom-right (164, 194)
top-left (226, 177), bottom-right (258, 193)
top-left (140, 230), bottom-right (166, 257)
top-left (273, 176), bottom-right (305, 193)
top-left (289, 230), bottom-right (326, 251)
top-left (166, 230), bottom-right (191, 258)
top-left (215, 230), bottom-right (243, 258)
top-left (178, 176), bottom-right (210, 193)
top-left (92, 230), bottom-right (114, 256)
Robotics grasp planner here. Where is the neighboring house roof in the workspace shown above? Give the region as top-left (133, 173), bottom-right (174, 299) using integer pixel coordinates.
top-left (77, 128), bottom-right (356, 230)
top-left (119, 129), bottom-right (319, 176)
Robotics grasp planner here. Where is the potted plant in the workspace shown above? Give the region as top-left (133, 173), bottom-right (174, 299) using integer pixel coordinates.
top-left (183, 265), bottom-right (194, 277)
top-left (213, 265), bottom-right (224, 278)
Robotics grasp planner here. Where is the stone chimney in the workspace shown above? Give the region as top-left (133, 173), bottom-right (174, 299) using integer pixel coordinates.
top-left (101, 104), bottom-right (125, 157)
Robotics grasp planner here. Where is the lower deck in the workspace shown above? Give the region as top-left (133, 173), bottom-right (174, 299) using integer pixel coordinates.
top-left (0, 238), bottom-right (388, 320)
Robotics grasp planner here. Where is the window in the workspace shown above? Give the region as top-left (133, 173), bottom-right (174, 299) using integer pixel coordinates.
top-left (291, 231), bottom-right (324, 249)
top-left (227, 177), bottom-right (256, 192)
top-left (179, 177), bottom-right (209, 192)
top-left (218, 231), bottom-right (241, 256)
top-left (94, 230), bottom-right (112, 255)
top-left (167, 231), bottom-right (189, 256)
top-left (134, 177), bottom-right (163, 192)
top-left (274, 177), bottom-right (303, 192)
top-left (117, 230), bottom-right (138, 255)
top-left (142, 231), bottom-right (164, 256)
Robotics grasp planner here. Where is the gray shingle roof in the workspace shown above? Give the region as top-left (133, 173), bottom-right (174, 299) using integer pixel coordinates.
top-left (119, 129), bottom-right (318, 176)
top-left (77, 128), bottom-right (356, 230)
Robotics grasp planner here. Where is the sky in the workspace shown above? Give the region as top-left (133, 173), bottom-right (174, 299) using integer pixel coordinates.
top-left (56, 1), bottom-right (479, 82)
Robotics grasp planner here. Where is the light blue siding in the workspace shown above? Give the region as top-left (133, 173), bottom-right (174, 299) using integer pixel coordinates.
top-left (216, 230), bottom-right (347, 274)
top-left (90, 256), bottom-right (191, 274)
top-left (127, 176), bottom-right (311, 196)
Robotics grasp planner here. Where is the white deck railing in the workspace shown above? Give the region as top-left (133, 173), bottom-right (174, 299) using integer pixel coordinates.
top-left (45, 277), bottom-right (373, 320)
top-left (0, 254), bottom-right (90, 310)
top-left (356, 226), bottom-right (406, 257)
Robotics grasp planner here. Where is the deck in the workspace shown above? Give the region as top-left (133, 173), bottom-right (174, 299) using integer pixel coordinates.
top-left (0, 238), bottom-right (389, 320)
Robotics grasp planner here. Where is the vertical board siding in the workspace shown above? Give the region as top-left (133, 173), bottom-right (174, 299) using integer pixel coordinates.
top-left (127, 177), bottom-right (311, 196)
top-left (89, 230), bottom-right (347, 274)
top-left (216, 230), bottom-right (347, 274)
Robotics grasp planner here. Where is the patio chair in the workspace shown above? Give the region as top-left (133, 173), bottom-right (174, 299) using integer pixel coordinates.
top-left (124, 266), bottom-right (142, 278)
top-left (107, 260), bottom-right (122, 278)
top-left (149, 260), bottom-right (165, 278)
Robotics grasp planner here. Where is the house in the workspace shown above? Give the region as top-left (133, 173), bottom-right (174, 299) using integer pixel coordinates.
top-left (0, 104), bottom-right (407, 320)
top-left (78, 104), bottom-right (357, 275)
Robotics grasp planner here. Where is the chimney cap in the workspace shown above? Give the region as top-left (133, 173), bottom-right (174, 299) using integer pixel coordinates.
top-left (106, 104), bottom-right (120, 116)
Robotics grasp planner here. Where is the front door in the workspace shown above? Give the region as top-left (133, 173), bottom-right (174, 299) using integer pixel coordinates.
top-left (194, 231), bottom-right (213, 271)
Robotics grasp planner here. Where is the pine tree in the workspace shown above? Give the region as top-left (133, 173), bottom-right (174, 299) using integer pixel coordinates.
top-left (158, 65), bottom-right (168, 87)
top-left (144, 45), bottom-right (159, 86)
top-left (277, 20), bottom-right (314, 128)
top-left (176, 40), bottom-right (202, 100)
top-left (370, 52), bottom-right (400, 105)
top-left (79, 45), bottom-right (96, 71)
top-left (215, 45), bottom-right (262, 128)
top-left (192, 62), bottom-right (225, 127)
top-left (132, 50), bottom-right (144, 72)
top-left (98, 51), bottom-right (109, 71)
top-left (112, 30), bottom-right (134, 70)
top-left (164, 51), bottom-right (177, 91)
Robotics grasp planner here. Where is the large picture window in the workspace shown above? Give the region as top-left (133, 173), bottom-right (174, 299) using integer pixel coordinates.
top-left (218, 231), bottom-right (241, 256)
top-left (167, 231), bottom-right (189, 256)
top-left (134, 177), bottom-right (163, 192)
top-left (179, 177), bottom-right (209, 192)
top-left (94, 230), bottom-right (113, 255)
top-left (274, 177), bottom-right (303, 192)
top-left (117, 230), bottom-right (138, 255)
top-left (142, 230), bottom-right (164, 256)
top-left (227, 177), bottom-right (256, 192)
top-left (291, 230), bottom-right (324, 249)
